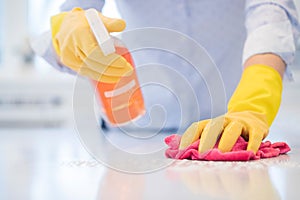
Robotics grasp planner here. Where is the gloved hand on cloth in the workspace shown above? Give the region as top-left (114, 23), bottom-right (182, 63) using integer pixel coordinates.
top-left (166, 63), bottom-right (290, 160)
top-left (51, 8), bottom-right (132, 83)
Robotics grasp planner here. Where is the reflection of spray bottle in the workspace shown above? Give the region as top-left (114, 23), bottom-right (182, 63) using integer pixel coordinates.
top-left (85, 9), bottom-right (145, 126)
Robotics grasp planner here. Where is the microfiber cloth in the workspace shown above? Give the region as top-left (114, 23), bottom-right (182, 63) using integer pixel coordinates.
top-left (165, 134), bottom-right (290, 161)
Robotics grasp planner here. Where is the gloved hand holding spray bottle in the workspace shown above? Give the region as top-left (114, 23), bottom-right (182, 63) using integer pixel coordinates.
top-left (51, 8), bottom-right (145, 126)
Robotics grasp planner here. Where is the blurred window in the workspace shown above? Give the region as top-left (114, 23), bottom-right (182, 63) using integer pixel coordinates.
top-left (27, 0), bottom-right (62, 72)
top-left (28, 0), bottom-right (61, 35)
top-left (0, 0), bottom-right (62, 69)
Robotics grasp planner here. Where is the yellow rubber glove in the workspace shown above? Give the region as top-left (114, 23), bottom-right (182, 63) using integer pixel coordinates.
top-left (179, 64), bottom-right (282, 153)
top-left (51, 8), bottom-right (133, 83)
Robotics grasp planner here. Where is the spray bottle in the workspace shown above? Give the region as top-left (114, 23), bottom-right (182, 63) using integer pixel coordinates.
top-left (85, 9), bottom-right (145, 126)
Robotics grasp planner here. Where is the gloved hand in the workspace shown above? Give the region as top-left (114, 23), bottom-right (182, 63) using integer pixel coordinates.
top-left (179, 64), bottom-right (282, 153)
top-left (51, 8), bottom-right (133, 83)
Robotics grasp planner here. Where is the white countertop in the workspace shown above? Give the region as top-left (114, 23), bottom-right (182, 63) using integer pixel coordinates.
top-left (0, 70), bottom-right (300, 200)
top-left (0, 127), bottom-right (300, 200)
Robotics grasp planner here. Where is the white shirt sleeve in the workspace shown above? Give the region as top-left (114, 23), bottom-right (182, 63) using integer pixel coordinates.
top-left (243, 0), bottom-right (300, 68)
top-left (30, 31), bottom-right (77, 74)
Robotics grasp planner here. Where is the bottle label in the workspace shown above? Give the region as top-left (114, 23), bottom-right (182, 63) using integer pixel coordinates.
top-left (104, 80), bottom-right (136, 98)
top-left (93, 46), bottom-right (145, 126)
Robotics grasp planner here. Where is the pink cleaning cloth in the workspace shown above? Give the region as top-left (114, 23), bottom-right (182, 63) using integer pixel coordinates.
top-left (165, 134), bottom-right (290, 161)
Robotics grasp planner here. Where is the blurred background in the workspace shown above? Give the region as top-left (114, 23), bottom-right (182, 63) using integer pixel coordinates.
top-left (0, 0), bottom-right (121, 129)
top-left (0, 0), bottom-right (300, 130)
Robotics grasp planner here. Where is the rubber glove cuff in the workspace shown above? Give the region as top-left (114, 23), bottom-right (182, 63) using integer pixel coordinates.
top-left (227, 64), bottom-right (283, 126)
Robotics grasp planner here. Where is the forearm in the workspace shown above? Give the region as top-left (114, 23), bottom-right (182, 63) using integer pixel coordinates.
top-left (244, 53), bottom-right (286, 78)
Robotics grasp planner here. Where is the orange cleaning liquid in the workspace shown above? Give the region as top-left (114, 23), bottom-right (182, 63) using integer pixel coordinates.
top-left (93, 46), bottom-right (145, 126)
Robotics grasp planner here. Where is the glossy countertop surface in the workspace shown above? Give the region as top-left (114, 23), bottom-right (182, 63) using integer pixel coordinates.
top-left (1, 70), bottom-right (300, 200)
top-left (1, 127), bottom-right (300, 200)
